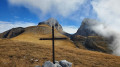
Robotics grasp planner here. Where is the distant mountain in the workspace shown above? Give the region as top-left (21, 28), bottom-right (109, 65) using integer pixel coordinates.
top-left (0, 19), bottom-right (120, 67)
top-left (71, 18), bottom-right (112, 53)
top-left (0, 18), bottom-right (71, 38)
top-left (71, 35), bottom-right (112, 53)
top-left (0, 18), bottom-right (112, 54)
top-left (75, 18), bottom-right (98, 36)
top-left (0, 27), bottom-right (24, 38)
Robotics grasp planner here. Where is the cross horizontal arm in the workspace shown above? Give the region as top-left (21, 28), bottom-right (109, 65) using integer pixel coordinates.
top-left (39, 38), bottom-right (67, 40)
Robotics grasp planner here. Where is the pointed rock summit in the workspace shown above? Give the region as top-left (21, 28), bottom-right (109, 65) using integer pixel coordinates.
top-left (75, 18), bottom-right (98, 36)
top-left (38, 18), bottom-right (63, 32)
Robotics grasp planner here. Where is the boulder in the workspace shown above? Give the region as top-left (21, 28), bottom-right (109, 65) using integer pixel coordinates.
top-left (59, 60), bottom-right (72, 67)
top-left (35, 65), bottom-right (41, 67)
top-left (42, 60), bottom-right (72, 67)
top-left (42, 61), bottom-right (54, 67)
top-left (42, 61), bottom-right (61, 67)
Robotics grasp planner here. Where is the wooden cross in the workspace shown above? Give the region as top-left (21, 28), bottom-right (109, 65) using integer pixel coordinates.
top-left (39, 26), bottom-right (67, 64)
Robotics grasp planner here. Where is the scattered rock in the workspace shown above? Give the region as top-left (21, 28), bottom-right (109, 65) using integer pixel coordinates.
top-left (35, 65), bottom-right (41, 67)
top-left (34, 59), bottom-right (39, 62)
top-left (42, 61), bottom-right (54, 67)
top-left (59, 60), bottom-right (72, 67)
top-left (42, 60), bottom-right (72, 67)
top-left (31, 59), bottom-right (34, 61)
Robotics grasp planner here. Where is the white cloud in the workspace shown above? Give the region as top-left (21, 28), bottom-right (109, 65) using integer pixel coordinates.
top-left (91, 0), bottom-right (120, 23)
top-left (8, 0), bottom-right (86, 17)
top-left (63, 26), bottom-right (78, 34)
top-left (91, 0), bottom-right (120, 56)
top-left (0, 21), bottom-right (35, 33)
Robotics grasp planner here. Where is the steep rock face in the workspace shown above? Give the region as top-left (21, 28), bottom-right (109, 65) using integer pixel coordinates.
top-left (0, 27), bottom-right (24, 38)
top-left (38, 18), bottom-right (63, 32)
top-left (38, 18), bottom-right (71, 37)
top-left (75, 18), bottom-right (98, 36)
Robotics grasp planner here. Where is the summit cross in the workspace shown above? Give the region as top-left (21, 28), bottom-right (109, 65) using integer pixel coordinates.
top-left (39, 26), bottom-right (67, 64)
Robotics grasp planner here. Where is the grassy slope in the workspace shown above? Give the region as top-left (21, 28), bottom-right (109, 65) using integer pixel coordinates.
top-left (12, 25), bottom-right (75, 47)
top-left (0, 39), bottom-right (120, 67)
top-left (0, 25), bottom-right (120, 67)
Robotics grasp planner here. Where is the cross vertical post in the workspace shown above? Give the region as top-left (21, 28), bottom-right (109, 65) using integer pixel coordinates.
top-left (52, 26), bottom-right (55, 64)
top-left (39, 26), bottom-right (67, 64)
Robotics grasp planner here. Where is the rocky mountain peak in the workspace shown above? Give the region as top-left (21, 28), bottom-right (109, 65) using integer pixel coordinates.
top-left (75, 18), bottom-right (98, 36)
top-left (82, 18), bottom-right (99, 26)
top-left (38, 18), bottom-right (63, 31)
top-left (0, 27), bottom-right (24, 38)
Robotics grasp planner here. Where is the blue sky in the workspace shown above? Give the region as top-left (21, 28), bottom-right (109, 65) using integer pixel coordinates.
top-left (0, 0), bottom-right (39, 23)
top-left (0, 0), bottom-right (102, 33)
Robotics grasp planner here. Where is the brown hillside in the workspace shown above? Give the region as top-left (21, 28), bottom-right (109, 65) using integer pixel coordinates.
top-left (0, 39), bottom-right (120, 67)
top-left (12, 24), bottom-right (75, 47)
top-left (0, 24), bottom-right (120, 67)
top-left (84, 36), bottom-right (112, 53)
top-left (71, 35), bottom-right (87, 49)
top-left (71, 35), bottom-right (112, 54)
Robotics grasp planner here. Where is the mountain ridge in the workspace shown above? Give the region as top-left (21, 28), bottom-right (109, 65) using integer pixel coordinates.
top-left (0, 18), bottom-right (112, 54)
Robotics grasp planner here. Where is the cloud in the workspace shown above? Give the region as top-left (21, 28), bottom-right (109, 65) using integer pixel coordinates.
top-left (63, 26), bottom-right (78, 34)
top-left (8, 0), bottom-right (86, 17)
top-left (0, 21), bottom-right (35, 33)
top-left (91, 0), bottom-right (120, 23)
top-left (91, 0), bottom-right (120, 56)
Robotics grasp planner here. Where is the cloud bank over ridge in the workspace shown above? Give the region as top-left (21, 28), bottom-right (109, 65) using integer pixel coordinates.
top-left (91, 0), bottom-right (120, 56)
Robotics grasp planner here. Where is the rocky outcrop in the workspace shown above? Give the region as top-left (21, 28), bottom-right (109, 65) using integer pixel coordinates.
top-left (75, 18), bottom-right (98, 36)
top-left (0, 27), bottom-right (24, 38)
top-left (38, 18), bottom-right (71, 37)
top-left (41, 60), bottom-right (72, 67)
top-left (38, 18), bottom-right (63, 32)
top-left (59, 60), bottom-right (72, 67)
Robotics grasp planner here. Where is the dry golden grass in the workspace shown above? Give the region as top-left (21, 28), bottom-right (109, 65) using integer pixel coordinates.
top-left (0, 25), bottom-right (120, 67)
top-left (0, 39), bottom-right (120, 67)
top-left (11, 25), bottom-right (75, 47)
